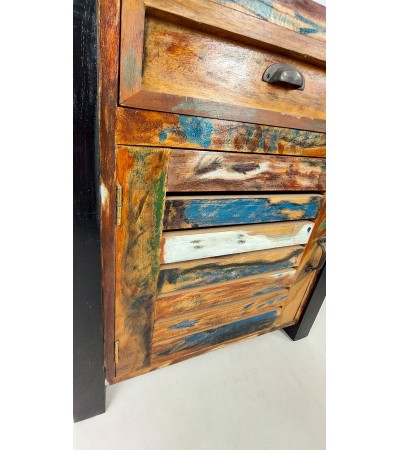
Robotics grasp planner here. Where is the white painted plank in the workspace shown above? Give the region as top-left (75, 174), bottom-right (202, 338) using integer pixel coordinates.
top-left (160, 221), bottom-right (314, 263)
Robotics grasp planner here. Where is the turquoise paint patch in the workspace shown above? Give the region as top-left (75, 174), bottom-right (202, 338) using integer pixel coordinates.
top-left (182, 197), bottom-right (321, 228)
top-left (178, 116), bottom-right (214, 148)
top-left (159, 310), bottom-right (278, 356)
top-left (159, 130), bottom-right (168, 142)
top-left (243, 302), bottom-right (254, 310)
top-left (169, 319), bottom-right (199, 330)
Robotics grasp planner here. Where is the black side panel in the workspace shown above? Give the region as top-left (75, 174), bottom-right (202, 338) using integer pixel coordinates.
top-left (284, 264), bottom-right (326, 341)
top-left (73, 0), bottom-right (105, 422)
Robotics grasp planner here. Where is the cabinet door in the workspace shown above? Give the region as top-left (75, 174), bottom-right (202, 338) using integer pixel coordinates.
top-left (113, 146), bottom-right (325, 382)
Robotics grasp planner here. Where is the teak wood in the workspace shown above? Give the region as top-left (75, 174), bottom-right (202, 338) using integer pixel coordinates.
top-left (119, 0), bottom-right (326, 131)
top-left (73, 0), bottom-right (327, 420)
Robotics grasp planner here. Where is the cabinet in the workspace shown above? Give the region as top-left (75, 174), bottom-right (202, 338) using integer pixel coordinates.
top-left (74, 0), bottom-right (326, 418)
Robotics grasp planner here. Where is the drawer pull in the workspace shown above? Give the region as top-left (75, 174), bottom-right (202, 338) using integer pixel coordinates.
top-left (306, 237), bottom-right (326, 272)
top-left (263, 64), bottom-right (305, 90)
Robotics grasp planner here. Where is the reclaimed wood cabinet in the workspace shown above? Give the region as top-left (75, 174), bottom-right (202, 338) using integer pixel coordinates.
top-left (73, 0), bottom-right (326, 421)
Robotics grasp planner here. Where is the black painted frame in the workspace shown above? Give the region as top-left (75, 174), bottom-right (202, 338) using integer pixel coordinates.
top-left (73, 0), bottom-right (105, 422)
top-left (284, 264), bottom-right (326, 341)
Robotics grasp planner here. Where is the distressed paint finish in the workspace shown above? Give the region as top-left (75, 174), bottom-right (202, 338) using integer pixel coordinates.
top-left (158, 245), bottom-right (304, 294)
top-left (116, 109), bottom-right (326, 157)
top-left (163, 194), bottom-right (323, 230)
top-left (215, 0), bottom-right (326, 41)
top-left (152, 309), bottom-right (280, 362)
top-left (119, 1), bottom-right (326, 131)
top-left (161, 221), bottom-right (313, 264)
top-left (115, 146), bottom-right (170, 378)
top-left (166, 149), bottom-right (326, 192)
top-left (142, 17), bottom-right (325, 122)
top-left (153, 289), bottom-right (288, 341)
top-left (156, 268), bottom-right (296, 318)
top-left (281, 197), bottom-right (326, 325)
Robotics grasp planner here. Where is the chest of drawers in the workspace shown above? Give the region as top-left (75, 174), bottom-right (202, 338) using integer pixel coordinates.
top-left (74, 0), bottom-right (326, 420)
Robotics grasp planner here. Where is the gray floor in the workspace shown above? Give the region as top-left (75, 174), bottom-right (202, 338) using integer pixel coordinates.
top-left (74, 302), bottom-right (325, 450)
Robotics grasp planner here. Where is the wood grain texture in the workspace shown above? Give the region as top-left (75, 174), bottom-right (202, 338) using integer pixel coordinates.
top-left (119, 0), bottom-right (326, 131)
top-left (163, 194), bottom-right (323, 230)
top-left (152, 309), bottom-right (281, 363)
top-left (115, 146), bottom-right (170, 379)
top-left (119, 0), bottom-right (145, 102)
top-left (160, 221), bottom-right (313, 263)
top-left (153, 288), bottom-right (288, 341)
top-left (156, 268), bottom-right (296, 318)
top-left (99, 0), bottom-right (120, 382)
top-left (158, 245), bottom-right (304, 294)
top-left (213, 0), bottom-right (326, 41)
top-left (144, 0), bottom-right (325, 64)
top-left (116, 109), bottom-right (326, 157)
top-left (142, 17), bottom-right (325, 120)
top-left (281, 197), bottom-right (326, 325)
top-left (166, 149), bottom-right (325, 192)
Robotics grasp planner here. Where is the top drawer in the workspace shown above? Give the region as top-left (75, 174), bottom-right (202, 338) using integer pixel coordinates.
top-left (119, 0), bottom-right (326, 132)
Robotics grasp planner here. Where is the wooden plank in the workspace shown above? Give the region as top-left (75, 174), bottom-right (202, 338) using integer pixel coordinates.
top-left (281, 198), bottom-right (326, 325)
top-left (152, 309), bottom-right (281, 363)
top-left (143, 0), bottom-right (326, 64)
top-left (99, 0), bottom-right (120, 382)
top-left (166, 149), bottom-right (326, 192)
top-left (116, 108), bottom-right (326, 157)
top-left (160, 221), bottom-right (314, 264)
top-left (153, 288), bottom-right (288, 341)
top-left (158, 245), bottom-right (304, 294)
top-left (212, 0), bottom-right (326, 41)
top-left (163, 194), bottom-right (323, 230)
top-left (119, 0), bottom-right (145, 102)
top-left (156, 268), bottom-right (296, 318)
top-left (115, 146), bottom-right (170, 379)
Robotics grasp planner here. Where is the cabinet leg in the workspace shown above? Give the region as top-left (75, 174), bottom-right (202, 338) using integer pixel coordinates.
top-left (284, 264), bottom-right (326, 341)
top-left (74, 0), bottom-right (105, 422)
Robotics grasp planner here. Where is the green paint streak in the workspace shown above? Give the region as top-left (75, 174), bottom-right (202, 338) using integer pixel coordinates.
top-left (318, 219), bottom-right (326, 232)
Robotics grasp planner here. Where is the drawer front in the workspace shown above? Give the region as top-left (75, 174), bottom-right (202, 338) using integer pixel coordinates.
top-left (120, 0), bottom-right (326, 131)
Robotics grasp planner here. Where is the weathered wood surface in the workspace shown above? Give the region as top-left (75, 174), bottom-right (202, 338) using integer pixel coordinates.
top-left (139, 0), bottom-right (326, 63)
top-left (99, 0), bottom-right (120, 381)
top-left (116, 109), bottom-right (326, 157)
top-left (281, 197), bottom-right (326, 325)
top-left (158, 245), bottom-right (304, 294)
top-left (163, 194), bottom-right (323, 230)
top-left (153, 288), bottom-right (288, 341)
top-left (156, 268), bottom-right (296, 318)
top-left (141, 17), bottom-right (324, 125)
top-left (213, 0), bottom-right (326, 41)
top-left (161, 221), bottom-right (313, 264)
top-left (115, 146), bottom-right (170, 378)
top-left (166, 149), bottom-right (326, 192)
top-left (119, 0), bottom-right (145, 102)
top-left (120, 1), bottom-right (325, 131)
top-left (152, 309), bottom-right (281, 362)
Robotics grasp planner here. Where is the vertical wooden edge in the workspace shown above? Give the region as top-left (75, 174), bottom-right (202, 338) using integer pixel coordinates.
top-left (115, 146), bottom-right (170, 379)
top-left (73, 0), bottom-right (105, 421)
top-left (283, 264), bottom-right (325, 340)
top-left (99, 0), bottom-right (120, 383)
top-left (280, 198), bottom-right (326, 325)
top-left (120, 0), bottom-right (145, 103)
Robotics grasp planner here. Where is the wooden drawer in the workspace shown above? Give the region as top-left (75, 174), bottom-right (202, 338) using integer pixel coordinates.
top-left (119, 0), bottom-right (326, 131)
